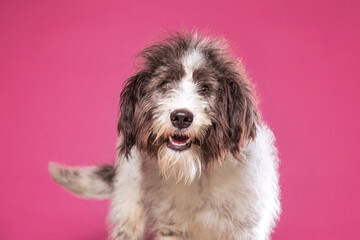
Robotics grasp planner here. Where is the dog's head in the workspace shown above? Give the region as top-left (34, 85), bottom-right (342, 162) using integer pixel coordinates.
top-left (117, 32), bottom-right (258, 183)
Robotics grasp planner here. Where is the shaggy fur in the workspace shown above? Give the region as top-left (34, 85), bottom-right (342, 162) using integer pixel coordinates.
top-left (49, 32), bottom-right (281, 240)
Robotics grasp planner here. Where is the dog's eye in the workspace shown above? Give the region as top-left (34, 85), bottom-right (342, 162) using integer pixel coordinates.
top-left (161, 82), bottom-right (172, 91)
top-left (200, 85), bottom-right (209, 95)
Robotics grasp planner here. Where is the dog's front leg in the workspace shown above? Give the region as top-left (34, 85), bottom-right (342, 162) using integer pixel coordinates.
top-left (108, 150), bottom-right (145, 240)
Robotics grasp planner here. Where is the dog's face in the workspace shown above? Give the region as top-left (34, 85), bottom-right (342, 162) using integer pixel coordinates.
top-left (118, 33), bottom-right (258, 183)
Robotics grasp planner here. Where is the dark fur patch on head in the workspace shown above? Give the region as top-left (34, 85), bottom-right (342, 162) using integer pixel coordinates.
top-left (191, 37), bottom-right (259, 162)
top-left (117, 31), bottom-right (258, 163)
top-left (117, 33), bottom-right (194, 158)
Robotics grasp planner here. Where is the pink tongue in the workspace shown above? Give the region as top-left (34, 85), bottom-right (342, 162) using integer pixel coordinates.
top-left (172, 136), bottom-right (189, 144)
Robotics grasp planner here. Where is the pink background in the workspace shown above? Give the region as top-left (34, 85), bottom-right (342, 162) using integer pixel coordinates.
top-left (1, 0), bottom-right (360, 239)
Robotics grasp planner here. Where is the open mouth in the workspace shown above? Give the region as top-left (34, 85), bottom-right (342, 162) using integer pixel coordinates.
top-left (167, 134), bottom-right (192, 151)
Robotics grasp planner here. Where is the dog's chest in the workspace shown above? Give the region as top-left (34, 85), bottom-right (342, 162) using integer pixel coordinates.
top-left (142, 158), bottom-right (257, 236)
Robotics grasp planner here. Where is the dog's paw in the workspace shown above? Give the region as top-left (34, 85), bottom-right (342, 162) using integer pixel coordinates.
top-left (155, 228), bottom-right (188, 240)
top-left (110, 207), bottom-right (145, 240)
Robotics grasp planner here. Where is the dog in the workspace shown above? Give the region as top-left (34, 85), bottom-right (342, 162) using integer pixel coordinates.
top-left (49, 32), bottom-right (281, 240)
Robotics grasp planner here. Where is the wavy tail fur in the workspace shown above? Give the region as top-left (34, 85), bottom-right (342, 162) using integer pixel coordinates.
top-left (49, 162), bottom-right (116, 199)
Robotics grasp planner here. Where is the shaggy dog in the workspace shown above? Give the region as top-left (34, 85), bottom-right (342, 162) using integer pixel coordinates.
top-left (49, 32), bottom-right (281, 240)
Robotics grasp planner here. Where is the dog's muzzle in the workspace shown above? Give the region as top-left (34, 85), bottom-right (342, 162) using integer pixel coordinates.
top-left (167, 109), bottom-right (194, 151)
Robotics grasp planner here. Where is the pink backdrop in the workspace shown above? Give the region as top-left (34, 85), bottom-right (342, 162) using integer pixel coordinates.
top-left (1, 0), bottom-right (360, 239)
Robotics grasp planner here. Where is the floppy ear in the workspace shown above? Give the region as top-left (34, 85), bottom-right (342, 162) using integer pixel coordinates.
top-left (225, 73), bottom-right (258, 160)
top-left (117, 71), bottom-right (149, 158)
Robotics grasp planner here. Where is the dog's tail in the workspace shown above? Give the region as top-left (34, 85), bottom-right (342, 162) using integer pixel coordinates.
top-left (48, 162), bottom-right (115, 199)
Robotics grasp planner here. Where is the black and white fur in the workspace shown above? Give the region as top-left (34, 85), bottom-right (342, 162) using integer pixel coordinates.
top-left (49, 32), bottom-right (281, 240)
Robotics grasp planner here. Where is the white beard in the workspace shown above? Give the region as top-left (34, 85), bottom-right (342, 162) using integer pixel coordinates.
top-left (157, 143), bottom-right (202, 184)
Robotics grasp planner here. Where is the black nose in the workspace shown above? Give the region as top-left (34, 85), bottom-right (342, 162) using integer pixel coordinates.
top-left (170, 109), bottom-right (193, 129)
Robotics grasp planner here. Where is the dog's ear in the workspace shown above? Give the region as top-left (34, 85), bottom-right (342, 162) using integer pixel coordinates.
top-left (225, 72), bottom-right (258, 160)
top-left (117, 71), bottom-right (149, 158)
